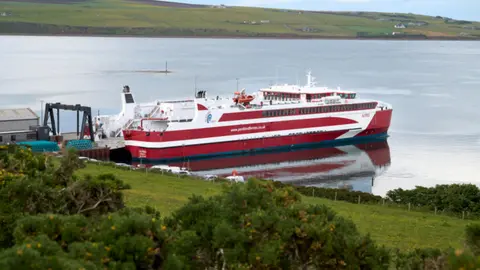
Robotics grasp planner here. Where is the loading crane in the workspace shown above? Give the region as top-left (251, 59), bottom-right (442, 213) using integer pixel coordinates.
top-left (43, 102), bottom-right (95, 142)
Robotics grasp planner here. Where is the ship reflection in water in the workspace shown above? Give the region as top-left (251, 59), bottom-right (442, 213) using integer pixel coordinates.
top-left (159, 139), bottom-right (391, 194)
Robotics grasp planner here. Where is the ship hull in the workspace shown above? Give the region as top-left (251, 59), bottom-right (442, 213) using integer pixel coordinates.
top-left (126, 109), bottom-right (392, 162)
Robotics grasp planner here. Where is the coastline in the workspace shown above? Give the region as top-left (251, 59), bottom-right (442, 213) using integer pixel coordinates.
top-left (2, 32), bottom-right (480, 41)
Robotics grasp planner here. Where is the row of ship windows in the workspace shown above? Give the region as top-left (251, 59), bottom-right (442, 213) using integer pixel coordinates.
top-left (261, 102), bottom-right (377, 117)
top-left (263, 92), bottom-right (357, 100)
top-left (308, 93), bottom-right (356, 99)
top-left (263, 92), bottom-right (301, 99)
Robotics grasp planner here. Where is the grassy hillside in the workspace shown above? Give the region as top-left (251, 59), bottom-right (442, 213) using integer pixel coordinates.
top-left (77, 163), bottom-right (478, 252)
top-left (1, 0), bottom-right (480, 39)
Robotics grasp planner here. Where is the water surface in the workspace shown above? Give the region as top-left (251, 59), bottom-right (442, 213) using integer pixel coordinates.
top-left (1, 36), bottom-right (479, 196)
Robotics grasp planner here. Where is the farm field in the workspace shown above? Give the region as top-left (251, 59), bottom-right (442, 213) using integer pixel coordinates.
top-left (1, 0), bottom-right (480, 39)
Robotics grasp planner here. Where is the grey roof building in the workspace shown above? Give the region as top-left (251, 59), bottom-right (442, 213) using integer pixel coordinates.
top-left (0, 108), bottom-right (39, 144)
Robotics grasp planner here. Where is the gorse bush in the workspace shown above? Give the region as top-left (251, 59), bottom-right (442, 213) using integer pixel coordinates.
top-left (0, 147), bottom-right (129, 248)
top-left (162, 180), bottom-right (390, 269)
top-left (0, 145), bottom-right (480, 269)
top-left (0, 179), bottom-right (391, 270)
top-left (0, 206), bottom-right (164, 270)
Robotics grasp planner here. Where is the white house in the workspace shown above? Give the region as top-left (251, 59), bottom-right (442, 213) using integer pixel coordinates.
top-left (394, 23), bottom-right (406, 29)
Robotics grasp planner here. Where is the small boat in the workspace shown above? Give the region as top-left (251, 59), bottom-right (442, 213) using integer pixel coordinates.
top-left (233, 89), bottom-right (255, 105)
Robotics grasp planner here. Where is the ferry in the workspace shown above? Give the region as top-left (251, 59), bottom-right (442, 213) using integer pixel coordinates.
top-left (95, 71), bottom-right (393, 162)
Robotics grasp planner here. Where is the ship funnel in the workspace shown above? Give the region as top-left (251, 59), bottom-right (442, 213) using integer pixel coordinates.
top-left (122, 85), bottom-right (135, 104)
top-left (119, 85), bottom-right (137, 124)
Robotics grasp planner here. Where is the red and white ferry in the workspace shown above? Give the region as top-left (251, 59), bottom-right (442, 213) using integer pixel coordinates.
top-left (120, 71), bottom-right (393, 162)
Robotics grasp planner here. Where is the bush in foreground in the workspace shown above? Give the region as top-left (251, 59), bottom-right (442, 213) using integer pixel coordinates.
top-left (162, 180), bottom-right (390, 269)
top-left (1, 146), bottom-right (480, 269)
top-left (0, 177), bottom-right (391, 269)
top-left (0, 147), bottom-right (130, 248)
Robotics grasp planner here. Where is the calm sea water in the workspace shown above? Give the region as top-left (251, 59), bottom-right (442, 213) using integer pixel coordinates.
top-left (1, 36), bottom-right (480, 196)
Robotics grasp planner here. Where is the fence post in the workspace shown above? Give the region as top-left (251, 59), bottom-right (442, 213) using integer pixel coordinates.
top-left (334, 191), bottom-right (337, 201)
top-left (312, 188), bottom-right (315, 197)
top-left (382, 198), bottom-right (385, 205)
top-left (463, 211), bottom-right (465, 220)
top-left (434, 206), bottom-right (437, 215)
top-left (408, 203), bottom-right (411, 211)
top-left (358, 195), bottom-right (361, 204)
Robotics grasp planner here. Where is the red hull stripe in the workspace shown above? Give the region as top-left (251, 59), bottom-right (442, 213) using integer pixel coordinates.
top-left (127, 130), bottom-right (351, 160)
top-left (125, 117), bottom-right (357, 142)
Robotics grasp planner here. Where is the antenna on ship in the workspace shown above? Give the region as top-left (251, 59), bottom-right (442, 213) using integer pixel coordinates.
top-left (194, 75), bottom-right (198, 98)
top-left (306, 70), bottom-right (311, 87)
top-left (306, 70), bottom-right (316, 87)
top-left (275, 66), bottom-right (279, 85)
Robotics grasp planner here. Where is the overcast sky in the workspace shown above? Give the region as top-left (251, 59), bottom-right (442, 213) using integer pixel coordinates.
top-left (181, 0), bottom-right (479, 21)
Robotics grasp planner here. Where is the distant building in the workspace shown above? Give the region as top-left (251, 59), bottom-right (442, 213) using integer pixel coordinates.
top-left (260, 20), bottom-right (270, 24)
top-left (394, 23), bottom-right (406, 29)
top-left (0, 108), bottom-right (39, 144)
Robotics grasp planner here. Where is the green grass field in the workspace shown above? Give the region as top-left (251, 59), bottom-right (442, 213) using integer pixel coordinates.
top-left (1, 0), bottom-right (480, 38)
top-left (78, 163), bottom-right (477, 252)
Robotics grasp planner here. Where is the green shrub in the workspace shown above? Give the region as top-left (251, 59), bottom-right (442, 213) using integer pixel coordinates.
top-left (0, 147), bottom-right (130, 248)
top-left (162, 179), bottom-right (391, 269)
top-left (466, 224), bottom-right (480, 256)
top-left (2, 207), bottom-right (165, 269)
top-left (387, 184), bottom-right (480, 216)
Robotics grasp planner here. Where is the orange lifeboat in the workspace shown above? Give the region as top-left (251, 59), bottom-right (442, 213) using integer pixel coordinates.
top-left (233, 89), bottom-right (255, 104)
